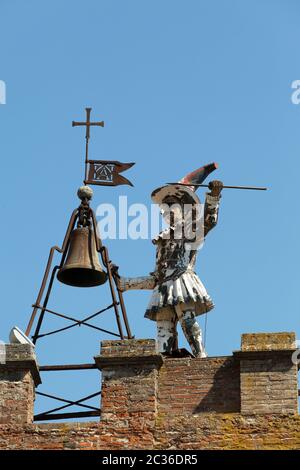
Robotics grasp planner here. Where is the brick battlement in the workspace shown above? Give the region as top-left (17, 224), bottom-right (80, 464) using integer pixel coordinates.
top-left (158, 356), bottom-right (241, 414)
top-left (0, 333), bottom-right (299, 450)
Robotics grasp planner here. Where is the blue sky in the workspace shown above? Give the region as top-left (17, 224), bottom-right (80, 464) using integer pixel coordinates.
top-left (1, 0), bottom-right (299, 418)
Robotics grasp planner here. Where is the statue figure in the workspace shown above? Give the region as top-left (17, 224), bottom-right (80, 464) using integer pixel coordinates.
top-left (114, 163), bottom-right (223, 357)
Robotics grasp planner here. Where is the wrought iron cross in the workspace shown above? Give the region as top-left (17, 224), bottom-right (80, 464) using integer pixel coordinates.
top-left (72, 107), bottom-right (104, 182)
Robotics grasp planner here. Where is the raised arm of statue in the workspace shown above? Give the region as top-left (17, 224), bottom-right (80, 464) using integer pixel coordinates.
top-left (181, 191), bottom-right (221, 247)
top-left (204, 180), bottom-right (223, 237)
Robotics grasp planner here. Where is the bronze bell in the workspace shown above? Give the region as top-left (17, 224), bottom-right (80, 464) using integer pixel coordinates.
top-left (57, 227), bottom-right (107, 287)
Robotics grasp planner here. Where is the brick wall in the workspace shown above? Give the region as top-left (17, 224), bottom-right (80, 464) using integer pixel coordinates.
top-left (0, 370), bottom-right (35, 425)
top-left (0, 414), bottom-right (300, 450)
top-left (154, 414), bottom-right (300, 450)
top-left (0, 333), bottom-right (299, 450)
top-left (158, 356), bottom-right (240, 414)
top-left (94, 339), bottom-right (163, 449)
top-left (237, 333), bottom-right (298, 415)
top-left (0, 344), bottom-right (40, 425)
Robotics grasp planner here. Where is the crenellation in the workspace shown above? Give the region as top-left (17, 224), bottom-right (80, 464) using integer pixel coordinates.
top-left (0, 333), bottom-right (299, 449)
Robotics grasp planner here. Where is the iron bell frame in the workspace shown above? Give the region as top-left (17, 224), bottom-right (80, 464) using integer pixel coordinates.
top-left (25, 193), bottom-right (132, 344)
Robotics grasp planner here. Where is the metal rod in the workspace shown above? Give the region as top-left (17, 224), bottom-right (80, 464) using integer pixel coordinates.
top-left (85, 133), bottom-right (89, 184)
top-left (78, 302), bottom-right (117, 323)
top-left (32, 302), bottom-right (117, 322)
top-left (25, 209), bottom-right (78, 336)
top-left (33, 303), bottom-right (121, 339)
top-left (35, 321), bottom-right (121, 340)
top-left (32, 266), bottom-right (59, 344)
top-left (34, 410), bottom-right (101, 421)
top-left (25, 250), bottom-right (61, 337)
top-left (200, 184), bottom-right (267, 191)
top-left (39, 363), bottom-right (97, 371)
top-left (167, 183), bottom-right (267, 191)
top-left (91, 209), bottom-right (125, 339)
top-left (115, 284), bottom-right (133, 339)
top-left (102, 246), bottom-right (125, 340)
top-left (35, 390), bottom-right (101, 415)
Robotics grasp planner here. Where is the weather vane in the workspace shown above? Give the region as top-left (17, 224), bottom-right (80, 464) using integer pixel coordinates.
top-left (72, 107), bottom-right (135, 187)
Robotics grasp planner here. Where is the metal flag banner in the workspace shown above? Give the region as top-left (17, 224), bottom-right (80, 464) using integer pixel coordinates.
top-left (85, 160), bottom-right (135, 187)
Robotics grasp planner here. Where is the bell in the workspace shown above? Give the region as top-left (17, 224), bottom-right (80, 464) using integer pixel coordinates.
top-left (57, 227), bottom-right (107, 287)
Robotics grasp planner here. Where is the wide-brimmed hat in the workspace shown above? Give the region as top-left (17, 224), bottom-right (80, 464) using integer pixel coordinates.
top-left (151, 162), bottom-right (218, 206)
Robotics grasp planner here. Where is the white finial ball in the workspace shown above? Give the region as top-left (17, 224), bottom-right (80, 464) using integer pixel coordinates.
top-left (77, 185), bottom-right (93, 201)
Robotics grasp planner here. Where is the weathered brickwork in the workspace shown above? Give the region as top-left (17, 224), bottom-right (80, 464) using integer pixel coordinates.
top-left (0, 334), bottom-right (299, 450)
top-left (237, 333), bottom-right (298, 415)
top-left (0, 370), bottom-right (35, 425)
top-left (241, 332), bottom-right (296, 351)
top-left (94, 339), bottom-right (163, 449)
top-left (0, 414), bottom-right (300, 450)
top-left (154, 414), bottom-right (300, 450)
top-left (0, 422), bottom-right (101, 450)
top-left (0, 344), bottom-right (40, 425)
top-left (158, 356), bottom-right (240, 414)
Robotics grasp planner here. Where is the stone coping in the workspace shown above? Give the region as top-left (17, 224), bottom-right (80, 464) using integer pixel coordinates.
top-left (94, 353), bottom-right (163, 369)
top-left (0, 343), bottom-right (41, 386)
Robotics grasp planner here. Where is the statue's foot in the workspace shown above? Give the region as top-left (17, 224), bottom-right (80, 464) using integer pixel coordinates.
top-left (194, 351), bottom-right (207, 358)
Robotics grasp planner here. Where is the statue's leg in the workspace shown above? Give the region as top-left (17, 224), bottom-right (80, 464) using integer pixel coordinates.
top-left (156, 315), bottom-right (177, 354)
top-left (177, 308), bottom-right (207, 358)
